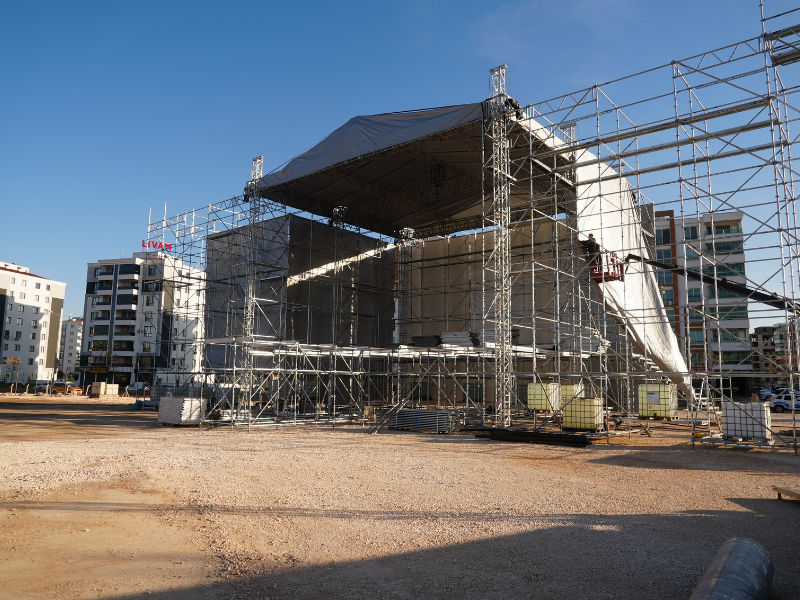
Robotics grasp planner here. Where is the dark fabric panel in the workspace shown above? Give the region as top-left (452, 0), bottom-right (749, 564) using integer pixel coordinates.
top-left (47, 297), bottom-right (63, 370)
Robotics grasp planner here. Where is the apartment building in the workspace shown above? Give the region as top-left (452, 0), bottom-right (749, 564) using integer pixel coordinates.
top-left (78, 251), bottom-right (204, 388)
top-left (59, 316), bottom-right (83, 377)
top-left (0, 261), bottom-right (67, 384)
top-left (653, 211), bottom-right (751, 389)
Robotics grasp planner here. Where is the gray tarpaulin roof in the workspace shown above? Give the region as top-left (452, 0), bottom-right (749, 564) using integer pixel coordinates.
top-left (258, 103), bottom-right (485, 189)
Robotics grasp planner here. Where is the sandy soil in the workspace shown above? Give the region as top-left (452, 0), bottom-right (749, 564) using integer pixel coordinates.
top-left (1, 394), bottom-right (799, 599)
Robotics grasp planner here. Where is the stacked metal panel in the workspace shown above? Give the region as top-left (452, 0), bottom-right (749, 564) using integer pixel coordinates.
top-left (388, 408), bottom-right (461, 433)
top-left (158, 397), bottom-right (207, 425)
top-left (440, 331), bottom-right (479, 347)
top-left (412, 335), bottom-right (442, 347)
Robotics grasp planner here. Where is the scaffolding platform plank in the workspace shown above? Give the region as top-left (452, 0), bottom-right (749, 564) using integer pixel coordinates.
top-left (773, 485), bottom-right (800, 501)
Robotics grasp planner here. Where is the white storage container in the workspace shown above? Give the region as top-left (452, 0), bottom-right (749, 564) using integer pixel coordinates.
top-left (722, 402), bottom-right (772, 440)
top-left (527, 382), bottom-right (585, 412)
top-left (158, 397), bottom-right (207, 425)
top-left (638, 383), bottom-right (677, 418)
top-left (527, 382), bottom-right (560, 411)
top-left (562, 398), bottom-right (604, 430)
top-left (89, 382), bottom-right (106, 397)
top-left (105, 383), bottom-right (119, 396)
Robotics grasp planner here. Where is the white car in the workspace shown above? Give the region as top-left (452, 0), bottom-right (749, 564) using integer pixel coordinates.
top-left (770, 393), bottom-right (800, 413)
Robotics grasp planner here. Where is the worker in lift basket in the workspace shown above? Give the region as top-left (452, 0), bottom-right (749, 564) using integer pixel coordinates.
top-left (579, 233), bottom-right (601, 268)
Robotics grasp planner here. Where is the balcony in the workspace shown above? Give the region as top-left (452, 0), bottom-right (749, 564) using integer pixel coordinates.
top-left (114, 327), bottom-right (137, 337)
top-left (118, 264), bottom-right (140, 277)
top-left (116, 294), bottom-right (138, 308)
top-left (96, 271), bottom-right (114, 280)
top-left (89, 326), bottom-right (109, 337)
top-left (112, 342), bottom-right (135, 352)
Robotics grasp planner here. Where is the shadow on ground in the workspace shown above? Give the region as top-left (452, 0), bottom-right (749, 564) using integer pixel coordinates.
top-left (83, 504), bottom-right (800, 600)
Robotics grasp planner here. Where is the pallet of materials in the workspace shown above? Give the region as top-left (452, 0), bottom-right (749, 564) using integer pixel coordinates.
top-left (388, 408), bottom-right (460, 433)
top-left (158, 397), bottom-right (207, 425)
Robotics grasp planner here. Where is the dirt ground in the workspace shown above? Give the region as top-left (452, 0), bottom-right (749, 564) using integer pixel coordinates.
top-left (1, 395), bottom-right (799, 599)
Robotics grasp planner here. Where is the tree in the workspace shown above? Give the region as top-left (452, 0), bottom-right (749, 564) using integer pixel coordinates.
top-left (4, 356), bottom-right (21, 389)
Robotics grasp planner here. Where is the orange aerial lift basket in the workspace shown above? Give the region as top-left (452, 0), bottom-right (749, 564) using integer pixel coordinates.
top-left (590, 252), bottom-right (625, 283)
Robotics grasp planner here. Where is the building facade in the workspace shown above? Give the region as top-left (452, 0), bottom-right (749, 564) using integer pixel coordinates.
top-left (0, 261), bottom-right (67, 384)
top-left (78, 251), bottom-right (204, 388)
top-left (654, 211), bottom-right (752, 389)
top-left (59, 316), bottom-right (83, 377)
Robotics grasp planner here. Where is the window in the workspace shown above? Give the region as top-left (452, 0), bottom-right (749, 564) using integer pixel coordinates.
top-left (687, 288), bottom-right (702, 303)
top-left (706, 224), bottom-right (742, 235)
top-left (21, 280), bottom-right (26, 287)
top-left (30, 320), bottom-right (37, 328)
top-left (94, 268), bottom-right (103, 277)
top-left (656, 248), bottom-right (672, 261)
top-left (19, 292), bottom-right (25, 300)
top-left (38, 359), bottom-right (43, 366)
top-left (705, 241), bottom-right (744, 254)
top-left (143, 326), bottom-right (154, 336)
top-left (46, 285), bottom-right (50, 291)
top-left (148, 265), bottom-right (157, 276)
top-left (710, 305), bottom-right (749, 320)
top-left (68, 353), bottom-right (72, 357)
top-left (685, 247), bottom-right (700, 261)
top-left (40, 321), bottom-right (46, 328)
top-left (28, 345), bottom-right (35, 352)
top-left (146, 296), bottom-right (155, 306)
top-left (41, 334), bottom-right (45, 340)
top-left (30, 333), bottom-right (36, 340)
top-left (45, 297), bottom-right (49, 304)
top-left (34, 295), bottom-right (39, 301)
top-left (2, 344), bottom-right (6, 351)
top-left (145, 311), bottom-right (154, 321)
top-left (720, 351), bottom-right (752, 364)
top-left (27, 358), bottom-right (33, 366)
top-left (70, 324), bottom-right (74, 329)
top-left (69, 331), bottom-right (73, 336)
top-left (712, 330), bottom-right (747, 343)
top-left (142, 341), bottom-right (152, 353)
top-left (704, 263), bottom-right (745, 277)
top-left (14, 344), bottom-right (20, 351)
top-left (40, 346), bottom-right (44, 353)
top-left (16, 318), bottom-right (22, 325)
top-left (7, 303), bottom-right (11, 311)
top-left (14, 332), bottom-right (21, 340)
top-left (35, 282), bottom-right (40, 289)
top-left (689, 330), bottom-right (704, 344)
top-left (655, 229), bottom-right (671, 245)
top-left (661, 289), bottom-right (674, 305)
top-left (10, 277), bottom-right (14, 284)
top-left (32, 307), bottom-right (38, 314)
top-left (684, 226), bottom-right (698, 240)
top-left (173, 328), bottom-right (178, 336)
top-left (17, 305), bottom-right (23, 312)
top-left (4, 317), bottom-right (8, 324)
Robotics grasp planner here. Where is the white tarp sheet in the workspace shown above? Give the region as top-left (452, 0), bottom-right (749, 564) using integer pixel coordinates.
top-left (573, 150), bottom-right (692, 396)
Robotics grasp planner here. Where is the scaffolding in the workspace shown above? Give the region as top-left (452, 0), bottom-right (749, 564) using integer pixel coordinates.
top-left (143, 7), bottom-right (800, 449)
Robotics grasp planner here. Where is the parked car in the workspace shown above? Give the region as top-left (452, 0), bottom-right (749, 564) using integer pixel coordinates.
top-left (770, 393), bottom-right (800, 413)
top-left (126, 382), bottom-right (150, 395)
top-left (757, 388), bottom-right (774, 401)
top-left (52, 381), bottom-right (82, 395)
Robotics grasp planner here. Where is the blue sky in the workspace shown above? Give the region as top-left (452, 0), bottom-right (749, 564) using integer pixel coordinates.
top-left (0, 0), bottom-right (793, 317)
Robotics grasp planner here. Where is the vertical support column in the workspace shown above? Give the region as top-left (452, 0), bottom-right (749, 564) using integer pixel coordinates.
top-left (242, 155), bottom-right (263, 427)
top-left (488, 65), bottom-right (514, 428)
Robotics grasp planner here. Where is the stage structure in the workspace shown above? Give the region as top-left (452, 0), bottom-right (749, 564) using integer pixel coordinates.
top-left (143, 7), bottom-right (800, 448)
